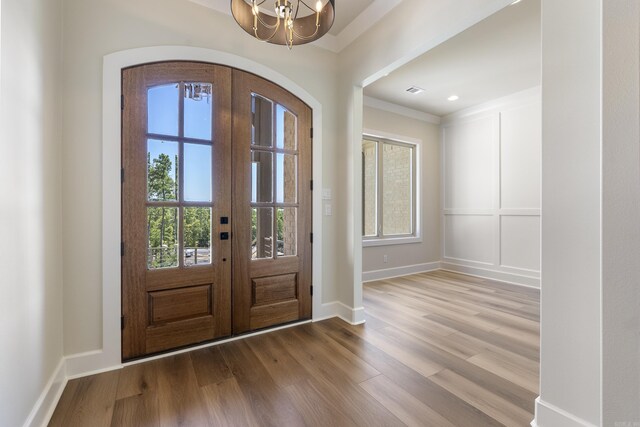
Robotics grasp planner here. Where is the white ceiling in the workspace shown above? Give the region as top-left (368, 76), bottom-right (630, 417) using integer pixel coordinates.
top-left (363, 0), bottom-right (541, 117)
top-left (190, 0), bottom-right (396, 52)
top-left (330, 0), bottom-right (373, 35)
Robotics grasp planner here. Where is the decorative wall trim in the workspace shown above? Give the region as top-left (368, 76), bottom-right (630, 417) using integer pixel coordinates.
top-left (364, 96), bottom-right (441, 124)
top-left (440, 88), bottom-right (541, 285)
top-left (534, 397), bottom-right (599, 427)
top-left (440, 262), bottom-right (540, 288)
top-left (362, 262), bottom-right (441, 282)
top-left (22, 359), bottom-right (67, 427)
top-left (443, 208), bottom-right (541, 216)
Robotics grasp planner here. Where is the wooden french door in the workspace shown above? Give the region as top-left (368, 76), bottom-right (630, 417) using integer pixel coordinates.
top-left (121, 62), bottom-right (312, 360)
top-left (231, 70), bottom-right (312, 334)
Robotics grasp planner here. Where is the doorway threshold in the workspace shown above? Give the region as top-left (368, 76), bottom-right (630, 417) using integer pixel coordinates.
top-left (122, 319), bottom-right (313, 367)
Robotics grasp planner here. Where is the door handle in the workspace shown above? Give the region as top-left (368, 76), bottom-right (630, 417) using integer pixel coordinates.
top-left (220, 232), bottom-right (229, 240)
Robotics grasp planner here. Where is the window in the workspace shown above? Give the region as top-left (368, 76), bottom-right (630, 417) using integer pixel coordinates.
top-left (362, 135), bottom-right (419, 246)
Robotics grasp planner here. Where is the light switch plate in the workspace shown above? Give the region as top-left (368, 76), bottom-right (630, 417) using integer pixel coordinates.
top-left (322, 188), bottom-right (332, 200)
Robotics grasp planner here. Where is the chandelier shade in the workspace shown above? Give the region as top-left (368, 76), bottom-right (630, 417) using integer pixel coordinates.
top-left (231, 0), bottom-right (335, 49)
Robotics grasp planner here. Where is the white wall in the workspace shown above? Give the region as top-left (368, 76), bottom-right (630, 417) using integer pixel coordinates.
top-left (361, 105), bottom-right (440, 279)
top-left (0, 0), bottom-right (64, 425)
top-left (61, 0), bottom-right (339, 355)
top-left (538, 0), bottom-right (640, 425)
top-left (440, 88), bottom-right (541, 287)
top-left (538, 1), bottom-right (602, 425)
top-left (602, 2), bottom-right (640, 424)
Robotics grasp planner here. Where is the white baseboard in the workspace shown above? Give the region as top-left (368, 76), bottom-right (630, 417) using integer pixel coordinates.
top-left (23, 358), bottom-right (67, 427)
top-left (362, 261), bottom-right (441, 282)
top-left (440, 262), bottom-right (540, 288)
top-left (65, 350), bottom-right (122, 380)
top-left (534, 397), bottom-right (598, 427)
top-left (314, 301), bottom-right (366, 325)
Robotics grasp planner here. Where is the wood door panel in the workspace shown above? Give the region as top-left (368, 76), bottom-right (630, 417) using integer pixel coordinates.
top-left (249, 300), bottom-right (300, 330)
top-left (149, 285), bottom-right (211, 324)
top-left (146, 316), bottom-right (215, 354)
top-left (252, 274), bottom-right (297, 306)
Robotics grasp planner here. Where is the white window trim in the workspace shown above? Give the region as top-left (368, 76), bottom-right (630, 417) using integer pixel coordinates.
top-left (362, 129), bottom-right (422, 247)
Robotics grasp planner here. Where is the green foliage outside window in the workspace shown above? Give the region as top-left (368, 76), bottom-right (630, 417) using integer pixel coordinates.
top-left (147, 152), bottom-right (210, 268)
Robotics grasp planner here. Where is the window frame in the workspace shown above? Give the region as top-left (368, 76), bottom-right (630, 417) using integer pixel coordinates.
top-left (362, 131), bottom-right (421, 247)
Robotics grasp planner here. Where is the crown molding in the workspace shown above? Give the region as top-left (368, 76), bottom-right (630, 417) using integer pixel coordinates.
top-left (441, 86), bottom-right (541, 124)
top-left (189, 0), bottom-right (403, 53)
top-left (364, 95), bottom-right (441, 124)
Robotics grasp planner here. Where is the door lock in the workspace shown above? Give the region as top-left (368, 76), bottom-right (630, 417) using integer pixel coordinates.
top-left (220, 232), bottom-right (229, 240)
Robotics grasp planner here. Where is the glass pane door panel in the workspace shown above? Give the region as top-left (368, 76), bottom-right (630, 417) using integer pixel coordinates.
top-left (184, 143), bottom-right (212, 202)
top-left (147, 207), bottom-right (179, 269)
top-left (251, 94), bottom-right (273, 147)
top-left (276, 153), bottom-right (297, 203)
top-left (184, 207), bottom-right (212, 266)
top-left (382, 144), bottom-right (413, 235)
top-left (276, 207), bottom-right (297, 257)
top-left (251, 151), bottom-right (273, 203)
top-left (276, 104), bottom-right (297, 150)
top-left (251, 208), bottom-right (273, 259)
top-left (147, 139), bottom-right (179, 202)
top-left (184, 83), bottom-right (213, 140)
top-left (148, 84), bottom-right (179, 136)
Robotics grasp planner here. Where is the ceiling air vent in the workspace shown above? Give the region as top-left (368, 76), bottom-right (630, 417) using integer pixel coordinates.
top-left (405, 86), bottom-right (425, 94)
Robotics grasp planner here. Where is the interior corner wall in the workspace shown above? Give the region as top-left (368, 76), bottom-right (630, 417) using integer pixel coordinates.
top-left (440, 89), bottom-right (541, 288)
top-left (0, 0), bottom-right (64, 425)
top-left (361, 106), bottom-right (440, 279)
top-left (61, 0), bottom-right (339, 355)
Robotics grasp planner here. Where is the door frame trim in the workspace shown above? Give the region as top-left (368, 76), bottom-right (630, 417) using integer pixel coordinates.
top-left (66, 46), bottom-right (324, 377)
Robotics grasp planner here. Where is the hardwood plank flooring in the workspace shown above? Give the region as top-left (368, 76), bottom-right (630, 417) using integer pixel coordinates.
top-left (49, 271), bottom-right (540, 426)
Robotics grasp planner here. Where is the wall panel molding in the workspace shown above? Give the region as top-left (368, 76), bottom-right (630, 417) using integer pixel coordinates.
top-left (440, 263), bottom-right (540, 288)
top-left (441, 88), bottom-right (541, 287)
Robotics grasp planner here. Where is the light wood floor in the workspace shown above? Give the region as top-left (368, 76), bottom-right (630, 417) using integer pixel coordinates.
top-left (49, 270), bottom-right (540, 427)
